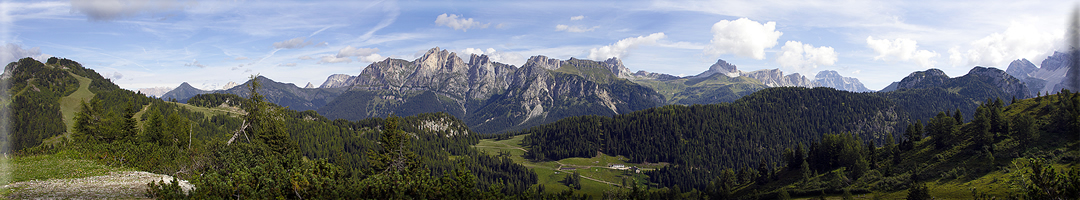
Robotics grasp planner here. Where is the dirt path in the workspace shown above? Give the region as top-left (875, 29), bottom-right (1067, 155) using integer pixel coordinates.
top-left (3, 171), bottom-right (193, 199)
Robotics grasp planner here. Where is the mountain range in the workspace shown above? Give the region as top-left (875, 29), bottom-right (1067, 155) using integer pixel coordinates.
top-left (155, 47), bottom-right (1030, 133)
top-left (1004, 51), bottom-right (1078, 96)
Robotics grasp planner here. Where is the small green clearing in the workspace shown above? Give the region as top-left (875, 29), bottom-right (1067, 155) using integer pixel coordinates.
top-left (474, 134), bottom-right (665, 198)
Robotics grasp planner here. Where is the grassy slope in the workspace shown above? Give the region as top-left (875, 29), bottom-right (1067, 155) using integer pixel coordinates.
top-left (0, 151), bottom-right (129, 196)
top-left (473, 134), bottom-right (667, 198)
top-left (58, 73), bottom-right (94, 139)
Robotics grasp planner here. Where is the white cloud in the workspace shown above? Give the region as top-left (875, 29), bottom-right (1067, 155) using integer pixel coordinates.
top-left (234, 56), bottom-right (248, 60)
top-left (273, 37), bottom-right (313, 49)
top-left (948, 47), bottom-right (964, 67)
top-left (336, 46), bottom-right (379, 57)
top-left (704, 18), bottom-right (782, 60)
top-left (460, 48), bottom-right (525, 66)
top-left (435, 13), bottom-right (489, 31)
top-left (298, 56), bottom-right (314, 60)
top-left (359, 54), bottom-right (386, 63)
top-left (318, 56), bottom-right (352, 64)
top-left (70, 0), bottom-right (193, 21)
top-left (555, 24), bottom-right (596, 33)
top-left (184, 59), bottom-right (206, 68)
top-left (866, 36), bottom-right (940, 68)
top-left (282, 63), bottom-right (297, 67)
top-left (0, 43), bottom-right (44, 64)
top-left (588, 33), bottom-right (667, 60)
top-left (776, 41), bottom-right (837, 74)
top-left (949, 22), bottom-right (1063, 67)
top-left (320, 46), bottom-right (384, 63)
top-left (851, 70), bottom-right (861, 75)
top-left (570, 15), bottom-right (585, 21)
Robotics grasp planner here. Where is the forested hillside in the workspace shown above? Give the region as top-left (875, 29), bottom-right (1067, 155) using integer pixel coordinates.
top-left (517, 85), bottom-right (1078, 199)
top-left (3, 58), bottom-right (549, 198)
top-left (518, 87), bottom-right (900, 186)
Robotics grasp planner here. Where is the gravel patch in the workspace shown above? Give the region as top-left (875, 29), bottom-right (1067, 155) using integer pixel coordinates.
top-left (3, 171), bottom-right (193, 199)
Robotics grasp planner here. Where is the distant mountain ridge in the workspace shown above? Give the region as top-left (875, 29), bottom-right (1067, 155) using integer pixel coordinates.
top-left (313, 47), bottom-right (662, 133)
top-left (157, 47), bottom-right (1033, 133)
top-left (1004, 51), bottom-right (1077, 95)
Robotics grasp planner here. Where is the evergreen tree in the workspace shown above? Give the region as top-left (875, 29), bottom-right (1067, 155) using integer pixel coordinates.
top-left (243, 75), bottom-right (295, 156)
top-left (954, 108), bottom-right (964, 124)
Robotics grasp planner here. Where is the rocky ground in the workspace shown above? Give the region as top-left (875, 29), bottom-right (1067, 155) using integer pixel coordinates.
top-left (3, 171), bottom-right (193, 199)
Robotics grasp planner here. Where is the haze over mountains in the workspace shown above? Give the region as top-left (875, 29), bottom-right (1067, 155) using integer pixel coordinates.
top-left (155, 47), bottom-right (1052, 133)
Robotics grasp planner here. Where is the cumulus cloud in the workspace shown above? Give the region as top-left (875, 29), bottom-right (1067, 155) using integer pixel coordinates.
top-left (555, 24), bottom-right (596, 33)
top-left (273, 37), bottom-right (313, 49)
top-left (184, 59), bottom-right (206, 68)
top-left (435, 13), bottom-right (489, 31)
top-left (704, 18), bottom-right (783, 60)
top-left (776, 41), bottom-right (837, 74)
top-left (318, 56), bottom-right (352, 64)
top-left (0, 43), bottom-right (45, 64)
top-left (948, 22), bottom-right (1062, 67)
top-left (588, 32), bottom-right (667, 60)
top-left (570, 15), bottom-right (585, 21)
top-left (359, 54), bottom-right (385, 63)
top-left (460, 48), bottom-right (525, 66)
top-left (866, 36), bottom-right (940, 68)
top-left (336, 46), bottom-right (379, 57)
top-left (70, 0), bottom-right (192, 21)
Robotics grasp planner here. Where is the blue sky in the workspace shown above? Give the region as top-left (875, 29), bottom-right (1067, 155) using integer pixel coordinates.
top-left (1, 0), bottom-right (1075, 92)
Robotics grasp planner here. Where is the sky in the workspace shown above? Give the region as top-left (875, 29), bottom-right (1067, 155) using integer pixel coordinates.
top-left (0, 0), bottom-right (1076, 92)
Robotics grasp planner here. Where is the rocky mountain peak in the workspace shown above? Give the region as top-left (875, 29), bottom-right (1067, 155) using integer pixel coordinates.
top-left (970, 66), bottom-right (1028, 96)
top-left (469, 53), bottom-right (491, 65)
top-left (601, 57), bottom-right (633, 78)
top-left (523, 55), bottom-right (562, 70)
top-left (897, 68), bottom-right (949, 89)
top-left (696, 58), bottom-right (739, 77)
top-left (416, 47), bottom-right (465, 72)
top-left (1041, 51), bottom-right (1073, 72)
top-left (223, 81), bottom-right (239, 90)
top-left (741, 69), bottom-right (813, 87)
top-left (1006, 59), bottom-right (1038, 79)
top-left (812, 70), bottom-right (871, 92)
top-left (320, 74), bottom-right (355, 88)
top-left (304, 82), bottom-right (315, 88)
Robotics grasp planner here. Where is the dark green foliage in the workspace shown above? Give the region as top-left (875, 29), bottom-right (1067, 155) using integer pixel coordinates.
top-left (906, 182), bottom-right (931, 200)
top-left (927, 112), bottom-right (959, 149)
top-left (1019, 158), bottom-right (1080, 199)
top-left (807, 133), bottom-right (870, 180)
top-left (521, 87), bottom-right (898, 190)
top-left (5, 58), bottom-right (79, 152)
top-left (185, 93), bottom-right (243, 108)
top-left (561, 171), bottom-right (582, 190)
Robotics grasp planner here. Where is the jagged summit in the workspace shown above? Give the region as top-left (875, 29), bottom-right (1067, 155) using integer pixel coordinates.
top-left (1006, 59), bottom-right (1038, 78)
top-left (812, 70), bottom-right (871, 92)
top-left (896, 68), bottom-right (950, 89)
top-left (320, 74), bottom-right (355, 88)
top-left (695, 59), bottom-right (739, 78)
